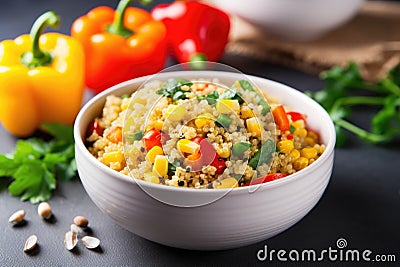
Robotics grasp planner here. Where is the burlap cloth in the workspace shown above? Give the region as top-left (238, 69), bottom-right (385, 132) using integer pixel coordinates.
top-left (226, 1), bottom-right (400, 81)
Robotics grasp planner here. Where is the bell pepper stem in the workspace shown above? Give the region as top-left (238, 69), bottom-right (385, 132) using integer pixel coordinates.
top-left (21, 11), bottom-right (60, 69)
top-left (189, 53), bottom-right (207, 70)
top-left (107, 0), bottom-right (134, 38)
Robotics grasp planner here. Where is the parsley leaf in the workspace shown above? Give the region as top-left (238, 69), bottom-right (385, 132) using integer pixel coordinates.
top-left (308, 62), bottom-right (400, 146)
top-left (156, 78), bottom-right (192, 101)
top-left (0, 123), bottom-right (76, 203)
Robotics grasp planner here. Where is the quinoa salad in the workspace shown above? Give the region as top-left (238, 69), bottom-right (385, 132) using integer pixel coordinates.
top-left (86, 78), bottom-right (325, 189)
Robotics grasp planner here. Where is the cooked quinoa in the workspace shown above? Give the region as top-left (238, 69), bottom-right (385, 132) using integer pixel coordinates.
top-left (86, 78), bottom-right (325, 189)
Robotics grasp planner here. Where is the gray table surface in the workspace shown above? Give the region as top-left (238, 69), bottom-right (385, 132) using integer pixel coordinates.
top-left (1, 0), bottom-right (400, 266)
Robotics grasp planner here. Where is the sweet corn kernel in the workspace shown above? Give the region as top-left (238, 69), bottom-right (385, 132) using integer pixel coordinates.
top-left (153, 120), bottom-right (164, 130)
top-left (144, 172), bottom-right (160, 184)
top-left (289, 149), bottom-right (300, 162)
top-left (277, 140), bottom-right (294, 154)
top-left (305, 137), bottom-right (316, 146)
top-left (292, 120), bottom-right (305, 129)
top-left (153, 155), bottom-right (168, 177)
top-left (216, 99), bottom-right (240, 114)
top-left (177, 139), bottom-right (200, 155)
top-left (301, 147), bottom-right (318, 159)
top-left (217, 146), bottom-right (231, 158)
top-left (293, 157), bottom-right (309, 171)
top-left (145, 146), bottom-right (163, 164)
top-left (121, 99), bottom-right (129, 110)
top-left (240, 106), bottom-right (254, 119)
top-left (102, 151), bottom-right (124, 166)
top-left (294, 128), bottom-right (307, 138)
top-left (165, 104), bottom-right (185, 121)
top-left (246, 117), bottom-right (261, 137)
top-left (307, 130), bottom-right (319, 140)
top-left (194, 113), bottom-right (214, 128)
top-left (214, 177), bottom-right (238, 189)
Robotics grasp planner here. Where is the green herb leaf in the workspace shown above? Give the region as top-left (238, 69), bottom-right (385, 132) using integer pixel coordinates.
top-left (371, 95), bottom-right (400, 135)
top-left (0, 155), bottom-right (19, 177)
top-left (130, 131), bottom-right (144, 141)
top-left (249, 139), bottom-right (275, 170)
top-left (42, 123), bottom-right (74, 143)
top-left (238, 80), bottom-right (255, 92)
top-left (216, 114), bottom-right (232, 129)
top-left (310, 61), bottom-right (400, 146)
top-left (0, 123), bottom-right (76, 203)
top-left (198, 91), bottom-right (219, 105)
top-left (156, 78), bottom-right (192, 100)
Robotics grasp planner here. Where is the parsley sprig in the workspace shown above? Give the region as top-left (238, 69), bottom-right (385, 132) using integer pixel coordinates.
top-left (0, 123), bottom-right (76, 203)
top-left (307, 62), bottom-right (400, 146)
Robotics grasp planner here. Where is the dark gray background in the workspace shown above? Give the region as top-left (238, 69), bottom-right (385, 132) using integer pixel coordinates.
top-left (1, 0), bottom-right (399, 266)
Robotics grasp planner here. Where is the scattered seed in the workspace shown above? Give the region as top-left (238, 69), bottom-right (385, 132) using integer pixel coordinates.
top-left (64, 230), bottom-right (78, 251)
top-left (73, 216), bottom-right (88, 228)
top-left (37, 202), bottom-right (52, 219)
top-left (24, 235), bottom-right (38, 253)
top-left (81, 236), bottom-right (100, 249)
top-left (70, 224), bottom-right (80, 235)
top-left (8, 209), bottom-right (26, 224)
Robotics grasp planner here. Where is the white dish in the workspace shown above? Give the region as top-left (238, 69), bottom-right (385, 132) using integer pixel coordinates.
top-left (207, 0), bottom-right (365, 41)
top-left (74, 71), bottom-right (335, 250)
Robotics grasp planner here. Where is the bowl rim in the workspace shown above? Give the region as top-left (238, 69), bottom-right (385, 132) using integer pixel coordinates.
top-left (74, 71), bottom-right (335, 196)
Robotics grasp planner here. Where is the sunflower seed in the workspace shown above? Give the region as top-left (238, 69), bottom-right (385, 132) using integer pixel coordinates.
top-left (73, 216), bottom-right (89, 228)
top-left (37, 202), bottom-right (52, 219)
top-left (8, 209), bottom-right (25, 224)
top-left (64, 230), bottom-right (78, 251)
top-left (81, 236), bottom-right (100, 249)
top-left (70, 224), bottom-right (80, 235)
top-left (24, 235), bottom-right (38, 252)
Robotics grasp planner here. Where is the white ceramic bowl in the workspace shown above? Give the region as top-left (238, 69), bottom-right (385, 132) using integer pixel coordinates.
top-left (74, 71), bottom-right (335, 250)
top-left (207, 0), bottom-right (365, 41)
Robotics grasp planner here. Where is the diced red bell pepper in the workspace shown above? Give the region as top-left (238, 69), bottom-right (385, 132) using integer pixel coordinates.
top-left (190, 136), bottom-right (226, 174)
top-left (142, 129), bottom-right (162, 151)
top-left (87, 118), bottom-right (103, 137)
top-left (245, 173), bottom-right (287, 186)
top-left (287, 111), bottom-right (307, 122)
top-left (210, 155), bottom-right (226, 174)
top-left (272, 105), bottom-right (290, 132)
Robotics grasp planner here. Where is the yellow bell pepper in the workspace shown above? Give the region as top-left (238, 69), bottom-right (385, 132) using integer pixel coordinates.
top-left (0, 11), bottom-right (85, 137)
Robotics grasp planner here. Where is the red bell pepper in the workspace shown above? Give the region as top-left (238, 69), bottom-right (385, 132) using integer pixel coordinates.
top-left (272, 105), bottom-right (290, 132)
top-left (142, 129), bottom-right (162, 151)
top-left (287, 111), bottom-right (307, 122)
top-left (245, 173), bottom-right (287, 186)
top-left (191, 136), bottom-right (226, 174)
top-left (151, 1), bottom-right (230, 64)
top-left (71, 0), bottom-right (167, 93)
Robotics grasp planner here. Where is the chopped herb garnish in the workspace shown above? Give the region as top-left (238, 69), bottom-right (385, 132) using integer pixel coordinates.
top-left (290, 124), bottom-right (295, 133)
top-left (216, 114), bottom-right (232, 129)
top-left (248, 139), bottom-right (275, 170)
top-left (238, 80), bottom-right (256, 92)
top-left (156, 78), bottom-right (192, 100)
top-left (231, 142), bottom-right (251, 157)
top-left (237, 80), bottom-right (269, 113)
top-left (198, 91), bottom-right (219, 105)
top-left (130, 130), bottom-right (144, 141)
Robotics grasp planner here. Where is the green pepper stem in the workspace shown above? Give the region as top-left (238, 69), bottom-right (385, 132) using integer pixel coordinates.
top-left (21, 11), bottom-right (60, 69)
top-left (189, 53), bottom-right (208, 70)
top-left (107, 0), bottom-right (134, 38)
